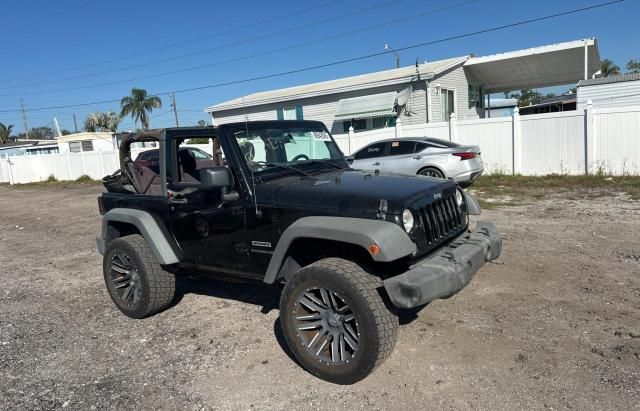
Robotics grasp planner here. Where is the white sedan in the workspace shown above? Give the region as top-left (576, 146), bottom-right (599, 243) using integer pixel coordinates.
top-left (349, 137), bottom-right (484, 186)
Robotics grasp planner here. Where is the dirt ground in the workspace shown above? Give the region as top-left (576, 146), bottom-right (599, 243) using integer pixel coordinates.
top-left (0, 183), bottom-right (638, 410)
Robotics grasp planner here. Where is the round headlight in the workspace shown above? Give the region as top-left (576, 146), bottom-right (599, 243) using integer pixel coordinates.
top-left (402, 209), bottom-right (414, 233)
top-left (455, 188), bottom-right (464, 208)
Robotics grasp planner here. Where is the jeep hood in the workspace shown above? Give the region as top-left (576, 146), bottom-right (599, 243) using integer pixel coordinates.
top-left (255, 169), bottom-right (455, 214)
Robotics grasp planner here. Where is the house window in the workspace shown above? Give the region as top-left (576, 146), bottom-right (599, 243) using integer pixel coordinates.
top-left (69, 140), bottom-right (94, 152)
top-left (342, 118), bottom-right (367, 133)
top-left (441, 89), bottom-right (455, 121)
top-left (372, 116), bottom-right (398, 129)
top-left (69, 141), bottom-right (82, 153)
top-left (468, 85), bottom-right (484, 109)
top-left (81, 140), bottom-right (94, 152)
top-left (277, 105), bottom-right (303, 120)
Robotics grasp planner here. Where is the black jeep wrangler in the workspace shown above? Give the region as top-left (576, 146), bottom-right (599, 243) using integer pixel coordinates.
top-left (97, 120), bottom-right (501, 384)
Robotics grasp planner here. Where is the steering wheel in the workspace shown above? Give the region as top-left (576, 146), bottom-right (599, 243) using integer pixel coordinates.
top-left (291, 154), bottom-right (310, 162)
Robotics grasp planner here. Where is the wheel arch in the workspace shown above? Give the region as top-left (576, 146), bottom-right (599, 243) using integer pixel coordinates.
top-left (417, 164), bottom-right (446, 178)
top-left (263, 216), bottom-right (416, 284)
top-left (98, 208), bottom-right (182, 265)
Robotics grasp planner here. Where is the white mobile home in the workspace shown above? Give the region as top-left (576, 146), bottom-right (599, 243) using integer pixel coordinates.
top-left (56, 132), bottom-right (117, 153)
top-left (207, 39), bottom-right (601, 136)
top-left (577, 73), bottom-right (640, 110)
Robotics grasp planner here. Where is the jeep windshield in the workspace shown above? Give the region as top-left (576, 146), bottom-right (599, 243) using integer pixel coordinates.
top-left (230, 124), bottom-right (347, 176)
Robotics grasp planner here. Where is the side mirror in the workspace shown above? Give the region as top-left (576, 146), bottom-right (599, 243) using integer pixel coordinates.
top-left (200, 167), bottom-right (240, 202)
top-left (200, 167), bottom-right (232, 189)
top-left (346, 156), bottom-right (354, 165)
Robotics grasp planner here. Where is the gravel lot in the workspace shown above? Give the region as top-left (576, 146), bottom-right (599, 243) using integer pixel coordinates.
top-left (0, 183), bottom-right (638, 410)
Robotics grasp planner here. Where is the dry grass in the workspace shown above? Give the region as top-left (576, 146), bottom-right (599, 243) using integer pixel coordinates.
top-left (469, 174), bottom-right (640, 208)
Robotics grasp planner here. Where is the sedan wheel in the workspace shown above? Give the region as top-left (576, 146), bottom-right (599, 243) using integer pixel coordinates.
top-left (419, 167), bottom-right (444, 178)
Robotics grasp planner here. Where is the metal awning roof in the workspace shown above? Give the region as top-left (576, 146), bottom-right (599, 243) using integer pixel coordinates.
top-left (334, 92), bottom-right (397, 120)
top-left (464, 38), bottom-right (600, 93)
top-left (207, 57), bottom-right (467, 112)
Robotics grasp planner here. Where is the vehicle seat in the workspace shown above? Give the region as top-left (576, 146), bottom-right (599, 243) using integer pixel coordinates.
top-left (127, 163), bottom-right (161, 195)
top-left (178, 150), bottom-right (200, 183)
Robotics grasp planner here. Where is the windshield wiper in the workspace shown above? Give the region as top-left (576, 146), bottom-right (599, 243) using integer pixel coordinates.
top-left (298, 159), bottom-right (345, 170)
top-left (253, 161), bottom-right (312, 177)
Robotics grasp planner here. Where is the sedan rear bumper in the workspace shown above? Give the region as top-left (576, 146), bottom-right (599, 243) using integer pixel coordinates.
top-left (383, 221), bottom-right (502, 309)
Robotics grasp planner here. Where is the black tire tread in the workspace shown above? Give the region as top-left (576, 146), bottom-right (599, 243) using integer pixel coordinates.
top-left (308, 257), bottom-right (398, 371)
top-left (116, 234), bottom-right (175, 317)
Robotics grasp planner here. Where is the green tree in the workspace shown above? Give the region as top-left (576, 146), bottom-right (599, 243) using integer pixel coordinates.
top-left (544, 93), bottom-right (557, 99)
top-left (627, 59), bottom-right (640, 74)
top-left (28, 126), bottom-right (55, 140)
top-left (197, 119), bottom-right (207, 127)
top-left (84, 111), bottom-right (121, 132)
top-left (511, 89), bottom-right (541, 107)
top-left (120, 88), bottom-right (162, 130)
top-left (0, 123), bottom-right (13, 144)
top-left (566, 87), bottom-right (577, 94)
top-left (600, 59), bottom-right (620, 77)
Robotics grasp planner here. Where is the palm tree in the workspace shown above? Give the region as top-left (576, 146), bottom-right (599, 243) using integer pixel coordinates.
top-left (600, 59), bottom-right (621, 77)
top-left (0, 123), bottom-right (14, 144)
top-left (84, 111), bottom-right (121, 132)
top-left (120, 88), bottom-right (162, 130)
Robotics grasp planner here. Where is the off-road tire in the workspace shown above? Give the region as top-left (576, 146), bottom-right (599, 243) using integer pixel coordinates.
top-left (418, 166), bottom-right (445, 178)
top-left (103, 234), bottom-right (175, 319)
top-left (279, 257), bottom-right (398, 384)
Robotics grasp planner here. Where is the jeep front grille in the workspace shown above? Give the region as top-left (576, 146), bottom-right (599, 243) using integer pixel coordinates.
top-left (416, 194), bottom-right (465, 245)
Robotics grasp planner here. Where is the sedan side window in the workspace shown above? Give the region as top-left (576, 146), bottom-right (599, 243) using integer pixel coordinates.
top-left (415, 142), bottom-right (429, 153)
top-left (354, 142), bottom-right (387, 160)
top-left (389, 141), bottom-right (416, 156)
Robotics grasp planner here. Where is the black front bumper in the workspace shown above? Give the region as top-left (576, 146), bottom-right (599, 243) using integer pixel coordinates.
top-left (383, 221), bottom-right (502, 309)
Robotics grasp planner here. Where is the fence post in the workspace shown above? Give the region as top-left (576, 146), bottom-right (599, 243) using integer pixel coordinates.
top-left (99, 151), bottom-right (105, 177)
top-left (80, 151), bottom-right (87, 177)
top-left (348, 126), bottom-right (354, 155)
top-left (66, 151), bottom-right (72, 180)
top-left (395, 115), bottom-right (403, 138)
top-left (584, 99), bottom-right (593, 175)
top-left (5, 154), bottom-right (14, 185)
top-left (512, 107), bottom-right (521, 175)
top-left (448, 112), bottom-right (457, 142)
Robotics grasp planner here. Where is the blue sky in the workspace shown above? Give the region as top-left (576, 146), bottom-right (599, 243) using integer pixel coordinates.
top-left (0, 0), bottom-right (637, 133)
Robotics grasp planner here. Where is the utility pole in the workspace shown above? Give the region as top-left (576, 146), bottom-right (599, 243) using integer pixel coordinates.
top-left (384, 43), bottom-right (400, 68)
top-left (20, 99), bottom-right (29, 139)
top-left (170, 93), bottom-right (179, 127)
top-left (73, 113), bottom-right (78, 133)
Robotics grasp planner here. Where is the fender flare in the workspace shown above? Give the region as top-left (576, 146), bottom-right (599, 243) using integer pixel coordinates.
top-left (263, 216), bottom-right (416, 284)
top-left (97, 208), bottom-right (181, 265)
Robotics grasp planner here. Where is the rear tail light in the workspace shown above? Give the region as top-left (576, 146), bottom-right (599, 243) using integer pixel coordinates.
top-left (452, 152), bottom-right (477, 160)
top-left (97, 197), bottom-right (105, 215)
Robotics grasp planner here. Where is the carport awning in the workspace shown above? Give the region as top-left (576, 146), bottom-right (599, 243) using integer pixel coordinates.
top-left (464, 38), bottom-right (601, 93)
top-left (334, 92), bottom-right (397, 120)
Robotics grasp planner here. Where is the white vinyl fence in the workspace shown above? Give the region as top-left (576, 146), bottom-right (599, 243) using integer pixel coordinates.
top-left (1, 104), bottom-right (639, 184)
top-left (0, 143), bottom-right (214, 185)
top-left (332, 102), bottom-right (640, 175)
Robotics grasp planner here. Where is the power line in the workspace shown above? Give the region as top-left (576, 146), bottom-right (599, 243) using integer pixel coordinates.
top-left (0, 0), bottom-right (623, 114)
top-left (0, 0), bottom-right (478, 97)
top-left (0, 0), bottom-right (401, 90)
top-left (0, 0), bottom-right (98, 38)
top-left (0, 0), bottom-right (344, 84)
